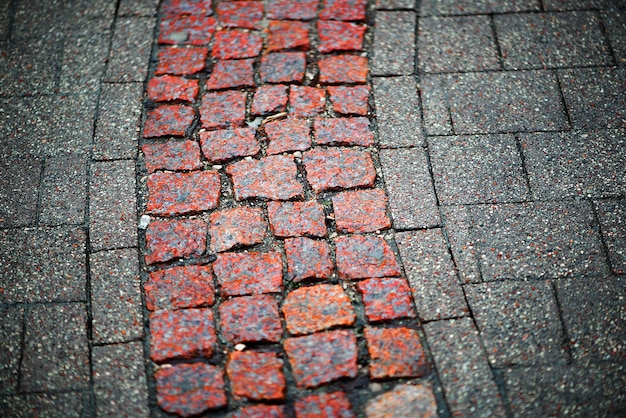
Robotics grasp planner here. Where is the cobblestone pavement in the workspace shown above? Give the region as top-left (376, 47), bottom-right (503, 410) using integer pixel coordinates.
top-left (0, 0), bottom-right (624, 417)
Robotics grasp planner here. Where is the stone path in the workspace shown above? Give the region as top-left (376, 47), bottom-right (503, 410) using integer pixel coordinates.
top-left (0, 0), bottom-right (625, 417)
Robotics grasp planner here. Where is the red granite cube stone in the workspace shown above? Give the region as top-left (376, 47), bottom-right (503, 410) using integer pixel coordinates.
top-left (199, 128), bottom-right (260, 164)
top-left (264, 118), bottom-right (311, 155)
top-left (142, 140), bottom-right (202, 173)
top-left (145, 219), bottom-right (207, 265)
top-left (364, 327), bottom-right (428, 379)
top-left (159, 14), bottom-right (217, 45)
top-left (320, 0), bottom-right (367, 21)
top-left (162, 0), bottom-right (214, 16)
top-left (357, 278), bottom-right (416, 322)
top-left (260, 53), bottom-right (306, 84)
top-left (328, 85), bottom-right (370, 115)
top-left (146, 171), bottom-right (221, 216)
top-left (232, 405), bottom-right (286, 418)
top-left (314, 117), bottom-right (374, 147)
top-left (267, 20), bottom-right (310, 52)
top-left (156, 47), bottom-right (208, 75)
top-left (252, 85), bottom-right (289, 115)
top-left (155, 363), bottom-right (226, 417)
top-left (285, 237), bottom-right (334, 282)
top-left (226, 155), bottom-right (304, 201)
top-left (267, 200), bottom-right (327, 238)
top-left (267, 0), bottom-right (318, 20)
top-left (213, 252), bottom-right (283, 297)
top-left (200, 90), bottom-right (246, 129)
top-left (148, 75), bottom-right (199, 102)
top-left (318, 21), bottom-right (366, 53)
top-left (335, 235), bottom-right (401, 279)
top-left (143, 105), bottom-right (195, 138)
top-left (295, 391), bottom-right (355, 418)
top-left (206, 59), bottom-right (255, 90)
top-left (144, 264), bottom-right (215, 311)
top-left (219, 295), bottom-right (283, 343)
top-left (212, 30), bottom-right (263, 59)
top-left (302, 148), bottom-right (376, 193)
top-left (227, 351), bottom-right (286, 401)
top-left (332, 189), bottom-right (391, 233)
top-left (284, 330), bottom-right (358, 388)
top-left (209, 207), bottom-right (268, 253)
top-left (149, 308), bottom-right (217, 362)
top-left (289, 86), bottom-right (326, 117)
top-left (217, 1), bottom-right (264, 30)
top-left (319, 55), bottom-right (368, 84)
top-left (282, 284), bottom-right (355, 335)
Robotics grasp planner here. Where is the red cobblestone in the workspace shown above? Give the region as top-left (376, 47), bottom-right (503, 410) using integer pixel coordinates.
top-left (148, 75), bottom-right (199, 102)
top-left (212, 30), bottom-right (263, 59)
top-left (142, 140), bottom-right (202, 173)
top-left (200, 90), bottom-right (246, 129)
top-left (206, 59), bottom-right (255, 90)
top-left (285, 237), bottom-right (334, 282)
top-left (267, 201), bottom-right (327, 238)
top-left (318, 21), bottom-right (366, 53)
top-left (260, 53), bottom-right (306, 84)
top-left (217, 1), bottom-right (264, 30)
top-left (252, 85), bottom-right (289, 115)
top-left (265, 118), bottom-right (311, 155)
top-left (320, 0), bottom-right (367, 21)
top-left (145, 219), bottom-right (207, 265)
top-left (219, 295), bottom-right (283, 343)
top-left (357, 278), bottom-right (416, 322)
top-left (319, 55), bottom-right (368, 84)
top-left (314, 117), bottom-right (374, 146)
top-left (335, 235), bottom-right (401, 279)
top-left (289, 86), bottom-right (326, 117)
top-left (328, 85), bottom-right (370, 115)
top-left (302, 148), bottom-right (376, 193)
top-left (267, 0), bottom-right (318, 20)
top-left (159, 15), bottom-right (217, 45)
top-left (227, 351), bottom-right (286, 401)
top-left (267, 20), bottom-right (310, 52)
top-left (284, 330), bottom-right (358, 388)
top-left (144, 265), bottom-right (215, 311)
top-left (143, 105), bottom-right (195, 138)
top-left (156, 47), bottom-right (208, 75)
top-left (146, 171), bottom-right (221, 216)
top-left (366, 385), bottom-right (438, 418)
top-left (209, 207), bottom-right (268, 252)
top-left (149, 308), bottom-right (216, 362)
top-left (232, 405), bottom-right (286, 418)
top-left (213, 252), bottom-right (283, 296)
top-left (295, 391), bottom-right (355, 418)
top-left (227, 155), bottom-right (304, 201)
top-left (162, 0), bottom-right (213, 16)
top-left (282, 284), bottom-right (355, 335)
top-left (155, 363), bottom-right (226, 417)
top-left (199, 128), bottom-right (260, 164)
top-left (332, 189), bottom-right (391, 233)
top-left (364, 327), bottom-right (428, 379)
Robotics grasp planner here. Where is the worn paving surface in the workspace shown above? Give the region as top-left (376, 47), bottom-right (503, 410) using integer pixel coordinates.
top-left (0, 0), bottom-right (624, 417)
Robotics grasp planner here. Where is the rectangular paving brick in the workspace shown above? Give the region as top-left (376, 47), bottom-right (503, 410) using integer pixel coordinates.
top-left (420, 0), bottom-right (540, 15)
top-left (105, 17), bottom-right (156, 82)
top-left (0, 306), bottom-right (24, 394)
top-left (372, 12), bottom-right (415, 75)
top-left (424, 318), bottom-right (507, 417)
top-left (39, 153), bottom-right (86, 226)
top-left (376, 0), bottom-right (416, 9)
top-left (543, 0), bottom-right (624, 10)
top-left (119, 0), bottom-right (159, 16)
top-left (594, 199), bottom-right (626, 274)
top-left (0, 393), bottom-right (86, 417)
top-left (441, 206), bottom-right (481, 283)
top-left (0, 37), bottom-right (61, 95)
top-left (601, 11), bottom-right (626, 65)
top-left (420, 75), bottom-right (453, 136)
top-left (0, 153), bottom-right (41, 228)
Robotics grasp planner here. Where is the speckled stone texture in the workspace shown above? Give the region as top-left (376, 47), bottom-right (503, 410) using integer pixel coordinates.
top-left (328, 85), bottom-right (370, 115)
top-left (155, 47), bottom-right (208, 75)
top-left (209, 207), bottom-right (268, 252)
top-left (213, 252), bottom-right (283, 296)
top-left (206, 59), bottom-right (255, 90)
top-left (142, 140), bottom-right (202, 173)
top-left (264, 118), bottom-right (311, 155)
top-left (218, 295), bottom-right (283, 343)
top-left (200, 128), bottom-right (260, 164)
top-left (365, 327), bottom-right (428, 379)
top-left (372, 12), bottom-right (415, 75)
top-left (158, 14), bottom-right (216, 45)
top-left (227, 155), bottom-right (304, 201)
top-left (303, 148), bottom-right (376, 193)
top-left (332, 189), bottom-right (391, 233)
top-left (143, 104), bottom-right (195, 138)
top-left (357, 278), bottom-right (416, 322)
top-left (319, 55), bottom-right (369, 84)
top-left (232, 404), bottom-right (286, 418)
top-left (146, 170), bottom-right (221, 216)
top-left (217, 1), bottom-right (263, 30)
top-left (148, 75), bottom-right (199, 102)
top-left (594, 199), bottom-right (626, 274)
top-left (295, 391), bottom-right (355, 418)
top-left (144, 265), bottom-right (215, 311)
top-left (226, 351), bottom-right (286, 401)
top-left (252, 85), bottom-right (289, 114)
top-left (267, 20), bottom-right (310, 51)
top-left (365, 384), bottom-right (438, 418)
top-left (200, 90), bottom-right (247, 129)
top-left (285, 237), bottom-right (334, 282)
top-left (335, 235), bottom-right (401, 279)
top-left (314, 117), bottom-right (374, 147)
top-left (289, 85), bottom-right (326, 116)
top-left (212, 29), bottom-right (263, 59)
top-left (144, 218), bottom-right (206, 264)
top-left (267, 200), bottom-right (327, 238)
top-left (261, 52), bottom-right (307, 83)
top-left (318, 20), bottom-right (366, 53)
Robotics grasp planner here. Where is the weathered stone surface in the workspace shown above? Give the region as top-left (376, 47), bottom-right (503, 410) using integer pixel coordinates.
top-left (265, 118), bottom-right (311, 155)
top-left (231, 404), bottom-right (286, 418)
top-left (295, 391), bottom-right (355, 418)
top-left (0, 306), bottom-right (23, 393)
top-left (200, 90), bottom-right (246, 129)
top-left (289, 85), bottom-right (326, 117)
top-left (142, 140), bottom-right (202, 173)
top-left (285, 237), bottom-right (334, 282)
top-left (318, 20), bottom-right (366, 52)
top-left (252, 85), bottom-right (289, 115)
top-left (372, 12), bottom-right (415, 75)
top-left (267, 20), bottom-right (310, 51)
top-left (303, 148), bottom-right (376, 193)
top-left (217, 1), bottom-right (263, 30)
top-left (144, 265), bottom-right (215, 311)
top-left (365, 327), bottom-right (428, 379)
top-left (209, 207), bottom-right (268, 252)
top-left (319, 55), bottom-right (368, 84)
top-left (206, 58), bottom-right (255, 90)
top-left (595, 199), bottom-right (626, 274)
top-left (314, 117), bottom-right (374, 146)
top-left (227, 351), bottom-right (286, 400)
top-left (156, 47), bottom-right (208, 75)
top-left (267, 0), bottom-right (318, 20)
top-left (212, 29), bottom-right (263, 59)
top-left (159, 14), bottom-right (216, 45)
top-left (145, 219), bottom-right (207, 265)
top-left (213, 252), bottom-right (283, 296)
top-left (366, 384), bottom-right (438, 418)
top-left (148, 75), bottom-right (199, 102)
top-left (143, 105), bottom-right (195, 138)
top-left (320, 0), bottom-right (367, 21)
top-left (332, 189), bottom-right (391, 233)
top-left (261, 52), bottom-right (307, 83)
top-left (227, 155), bottom-right (304, 201)
top-left (357, 278), bottom-right (416, 322)
top-left (335, 235), bottom-right (401, 279)
top-left (268, 201), bottom-right (327, 238)
top-left (219, 295), bottom-right (283, 343)
top-left (328, 85), bottom-right (370, 115)
top-left (200, 128), bottom-right (260, 164)
top-left (146, 171), bottom-right (221, 216)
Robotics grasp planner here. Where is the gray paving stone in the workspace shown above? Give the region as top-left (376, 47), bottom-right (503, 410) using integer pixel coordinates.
top-left (521, 129), bottom-right (626, 199)
top-left (375, 0), bottom-right (416, 9)
top-left (429, 134), bottom-right (530, 205)
top-left (0, 37), bottom-right (62, 95)
top-left (443, 71), bottom-right (568, 134)
top-left (94, 83), bottom-right (143, 160)
top-left (396, 229), bottom-right (469, 320)
top-left (420, 0), bottom-right (540, 15)
top-left (90, 160), bottom-right (137, 251)
top-left (0, 1), bottom-right (9, 41)
top-left (0, 153), bottom-right (42, 228)
top-left (419, 75), bottom-right (453, 135)
top-left (495, 12), bottom-right (611, 70)
top-left (0, 307), bottom-right (24, 395)
top-left (0, 392), bottom-right (87, 417)
top-left (0, 227), bottom-right (86, 303)
top-left (11, 0), bottom-right (66, 39)
top-left (424, 318), bottom-right (507, 417)
top-left (93, 341), bottom-right (150, 417)
top-left (372, 12), bottom-right (415, 76)
top-left (442, 206), bottom-right (482, 283)
top-left (65, 0), bottom-right (116, 20)
top-left (559, 67), bottom-right (626, 130)
top-left (418, 16), bottom-right (500, 73)
top-left (119, 0), bottom-right (160, 16)
top-left (105, 17), bottom-right (156, 82)
top-left (543, 0), bottom-right (626, 11)
top-left (373, 76), bottom-right (425, 147)
top-left (466, 280), bottom-right (566, 367)
top-left (379, 148), bottom-right (440, 229)
top-left (601, 10), bottom-right (626, 65)
top-left (39, 153), bottom-right (87, 226)
top-left (20, 303), bottom-right (90, 391)
top-left (595, 199), bottom-right (626, 274)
